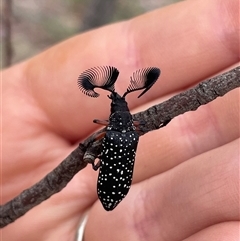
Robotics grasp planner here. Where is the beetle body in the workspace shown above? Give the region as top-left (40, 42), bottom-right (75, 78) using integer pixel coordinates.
top-left (78, 66), bottom-right (160, 211)
top-left (97, 92), bottom-right (139, 210)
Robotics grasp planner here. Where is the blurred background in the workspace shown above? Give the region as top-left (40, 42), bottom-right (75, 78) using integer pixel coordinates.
top-left (1, 0), bottom-right (181, 68)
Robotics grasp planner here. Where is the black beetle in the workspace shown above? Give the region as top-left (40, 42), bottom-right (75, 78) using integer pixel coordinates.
top-left (78, 66), bottom-right (160, 210)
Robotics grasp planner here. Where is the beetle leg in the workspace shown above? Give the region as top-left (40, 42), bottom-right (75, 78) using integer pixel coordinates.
top-left (83, 131), bottom-right (106, 170)
top-left (133, 120), bottom-right (145, 127)
top-left (90, 132), bottom-right (105, 170)
top-left (93, 119), bottom-right (109, 126)
top-left (92, 160), bottom-right (101, 170)
top-left (159, 118), bottom-right (171, 127)
top-left (93, 131), bottom-right (106, 140)
top-left (133, 120), bottom-right (145, 135)
top-left (133, 120), bottom-right (145, 130)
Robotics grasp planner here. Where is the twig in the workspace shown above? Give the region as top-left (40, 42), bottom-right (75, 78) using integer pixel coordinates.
top-left (0, 66), bottom-right (239, 228)
top-left (134, 66), bottom-right (240, 135)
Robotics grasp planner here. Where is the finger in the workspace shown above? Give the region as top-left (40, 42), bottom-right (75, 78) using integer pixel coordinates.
top-left (84, 139), bottom-right (239, 241)
top-left (2, 164), bottom-right (96, 241)
top-left (4, 0), bottom-right (237, 140)
top-left (133, 87), bottom-right (239, 182)
top-left (183, 222), bottom-right (239, 241)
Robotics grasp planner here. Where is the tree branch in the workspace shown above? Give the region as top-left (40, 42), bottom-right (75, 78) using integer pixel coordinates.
top-left (1, 66), bottom-right (239, 228)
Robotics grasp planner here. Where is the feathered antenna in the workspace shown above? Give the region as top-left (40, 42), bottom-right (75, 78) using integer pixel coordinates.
top-left (77, 66), bottom-right (119, 97)
top-left (123, 67), bottom-right (160, 98)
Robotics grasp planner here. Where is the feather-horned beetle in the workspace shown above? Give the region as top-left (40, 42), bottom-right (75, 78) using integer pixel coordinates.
top-left (77, 66), bottom-right (160, 211)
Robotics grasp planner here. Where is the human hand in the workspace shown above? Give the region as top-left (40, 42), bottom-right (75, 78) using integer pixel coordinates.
top-left (2, 0), bottom-right (239, 240)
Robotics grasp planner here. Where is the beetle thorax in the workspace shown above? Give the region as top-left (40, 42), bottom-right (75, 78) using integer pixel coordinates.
top-left (107, 92), bottom-right (135, 133)
top-left (107, 111), bottom-right (135, 132)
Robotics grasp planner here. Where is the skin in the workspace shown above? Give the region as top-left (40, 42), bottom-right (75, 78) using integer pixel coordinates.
top-left (1, 0), bottom-right (239, 240)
